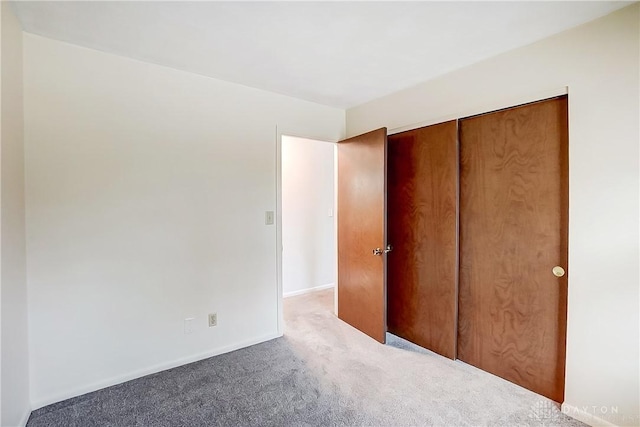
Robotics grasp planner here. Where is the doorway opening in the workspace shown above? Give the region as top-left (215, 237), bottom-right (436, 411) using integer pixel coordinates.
top-left (279, 135), bottom-right (337, 330)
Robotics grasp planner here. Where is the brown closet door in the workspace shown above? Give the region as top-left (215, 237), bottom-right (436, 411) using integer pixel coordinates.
top-left (337, 128), bottom-right (388, 343)
top-left (458, 96), bottom-right (568, 402)
top-left (387, 121), bottom-right (458, 359)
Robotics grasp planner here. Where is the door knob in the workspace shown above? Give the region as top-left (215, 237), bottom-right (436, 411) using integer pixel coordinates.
top-left (373, 245), bottom-right (392, 256)
top-left (552, 266), bottom-right (565, 277)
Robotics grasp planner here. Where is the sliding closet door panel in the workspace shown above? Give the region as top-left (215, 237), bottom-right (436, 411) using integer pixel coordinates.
top-left (387, 121), bottom-right (458, 359)
top-left (337, 128), bottom-right (388, 343)
top-left (458, 96), bottom-right (568, 402)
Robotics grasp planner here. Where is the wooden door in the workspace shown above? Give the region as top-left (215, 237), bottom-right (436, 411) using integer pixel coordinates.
top-left (387, 121), bottom-right (458, 359)
top-left (458, 96), bottom-right (569, 402)
top-left (337, 128), bottom-right (388, 343)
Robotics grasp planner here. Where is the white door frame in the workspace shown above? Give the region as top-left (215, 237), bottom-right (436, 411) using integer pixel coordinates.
top-left (275, 127), bottom-right (338, 336)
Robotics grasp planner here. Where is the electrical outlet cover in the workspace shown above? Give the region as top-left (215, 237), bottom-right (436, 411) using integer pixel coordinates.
top-left (184, 318), bottom-right (195, 334)
top-left (208, 313), bottom-right (217, 327)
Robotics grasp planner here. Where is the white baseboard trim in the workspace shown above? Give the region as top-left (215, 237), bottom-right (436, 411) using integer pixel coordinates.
top-left (31, 331), bottom-right (282, 411)
top-left (561, 403), bottom-right (620, 427)
top-left (283, 283), bottom-right (334, 298)
top-left (19, 406), bottom-right (32, 427)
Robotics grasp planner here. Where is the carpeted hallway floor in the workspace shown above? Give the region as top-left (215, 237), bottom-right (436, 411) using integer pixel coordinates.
top-left (27, 289), bottom-right (584, 426)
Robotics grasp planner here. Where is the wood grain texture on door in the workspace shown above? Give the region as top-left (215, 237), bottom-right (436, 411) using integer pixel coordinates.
top-left (387, 121), bottom-right (458, 359)
top-left (337, 128), bottom-right (387, 343)
top-left (458, 96), bottom-right (569, 402)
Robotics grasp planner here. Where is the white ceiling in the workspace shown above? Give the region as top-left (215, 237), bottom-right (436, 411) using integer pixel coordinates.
top-left (12, 1), bottom-right (632, 108)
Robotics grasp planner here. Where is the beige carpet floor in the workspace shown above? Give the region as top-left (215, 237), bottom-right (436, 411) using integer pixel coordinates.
top-left (284, 288), bottom-right (584, 427)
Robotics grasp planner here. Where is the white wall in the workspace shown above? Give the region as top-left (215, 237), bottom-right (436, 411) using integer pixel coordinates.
top-left (347, 5), bottom-right (639, 426)
top-left (1, 2), bottom-right (30, 426)
top-left (23, 33), bottom-right (345, 408)
top-left (281, 136), bottom-right (335, 297)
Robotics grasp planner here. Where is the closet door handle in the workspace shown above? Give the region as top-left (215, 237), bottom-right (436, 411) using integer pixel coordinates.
top-left (552, 266), bottom-right (565, 277)
top-left (372, 248), bottom-right (383, 256)
top-left (384, 244), bottom-right (393, 254)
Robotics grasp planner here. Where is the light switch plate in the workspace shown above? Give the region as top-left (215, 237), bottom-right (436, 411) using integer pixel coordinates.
top-left (265, 211), bottom-right (275, 225)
